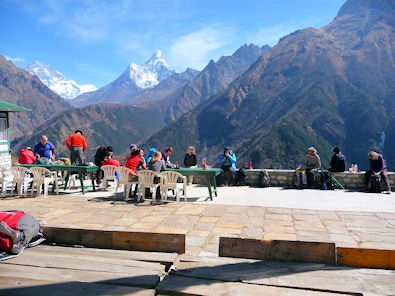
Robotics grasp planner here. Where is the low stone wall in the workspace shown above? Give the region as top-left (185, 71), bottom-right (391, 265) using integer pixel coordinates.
top-left (194, 169), bottom-right (395, 190)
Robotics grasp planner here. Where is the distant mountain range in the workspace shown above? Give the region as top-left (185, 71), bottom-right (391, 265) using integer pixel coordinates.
top-left (0, 56), bottom-right (71, 140)
top-left (25, 61), bottom-right (97, 100)
top-left (71, 50), bottom-right (184, 107)
top-left (14, 44), bottom-right (267, 158)
top-left (142, 0), bottom-right (395, 170)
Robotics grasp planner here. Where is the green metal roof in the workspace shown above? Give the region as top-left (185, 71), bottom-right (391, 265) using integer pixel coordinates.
top-left (0, 101), bottom-right (30, 112)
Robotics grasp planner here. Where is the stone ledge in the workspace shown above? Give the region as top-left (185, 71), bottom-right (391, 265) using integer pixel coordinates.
top-left (42, 226), bottom-right (185, 254)
top-left (219, 237), bottom-right (395, 269)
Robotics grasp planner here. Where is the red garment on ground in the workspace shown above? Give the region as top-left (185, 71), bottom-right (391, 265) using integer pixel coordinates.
top-left (101, 159), bottom-right (120, 167)
top-left (65, 133), bottom-right (87, 151)
top-left (18, 149), bottom-right (36, 164)
top-left (0, 211), bottom-right (25, 253)
top-left (125, 155), bottom-right (143, 173)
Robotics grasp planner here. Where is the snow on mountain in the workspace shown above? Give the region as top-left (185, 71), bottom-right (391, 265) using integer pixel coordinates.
top-left (25, 61), bottom-right (97, 100)
top-left (127, 50), bottom-right (175, 88)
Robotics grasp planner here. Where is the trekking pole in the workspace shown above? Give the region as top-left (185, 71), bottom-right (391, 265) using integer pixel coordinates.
top-left (329, 172), bottom-right (345, 190)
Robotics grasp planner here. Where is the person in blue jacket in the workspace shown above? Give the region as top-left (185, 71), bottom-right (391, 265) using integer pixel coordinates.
top-left (218, 147), bottom-right (237, 172)
top-left (33, 135), bottom-right (55, 161)
top-left (145, 148), bottom-right (157, 163)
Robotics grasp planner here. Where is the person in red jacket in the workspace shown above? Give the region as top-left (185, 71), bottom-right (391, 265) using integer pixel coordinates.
top-left (101, 152), bottom-right (120, 167)
top-left (65, 130), bottom-right (88, 165)
top-left (18, 147), bottom-right (36, 164)
top-left (125, 148), bottom-right (146, 181)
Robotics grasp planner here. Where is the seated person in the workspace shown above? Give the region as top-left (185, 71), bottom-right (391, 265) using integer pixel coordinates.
top-left (101, 152), bottom-right (120, 167)
top-left (145, 148), bottom-right (156, 163)
top-left (368, 151), bottom-right (391, 194)
top-left (148, 151), bottom-right (166, 173)
top-left (217, 147), bottom-right (237, 185)
top-left (218, 147), bottom-right (237, 172)
top-left (328, 147), bottom-right (346, 172)
top-left (18, 147), bottom-right (36, 164)
top-left (34, 135), bottom-right (55, 161)
top-left (306, 147), bottom-right (321, 187)
top-left (95, 146), bottom-right (113, 184)
top-left (162, 147), bottom-right (176, 168)
top-left (126, 148), bottom-right (146, 181)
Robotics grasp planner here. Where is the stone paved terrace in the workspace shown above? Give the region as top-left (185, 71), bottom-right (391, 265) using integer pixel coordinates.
top-left (1, 184), bottom-right (395, 257)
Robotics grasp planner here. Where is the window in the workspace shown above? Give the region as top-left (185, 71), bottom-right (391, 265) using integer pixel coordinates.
top-left (0, 118), bottom-right (8, 142)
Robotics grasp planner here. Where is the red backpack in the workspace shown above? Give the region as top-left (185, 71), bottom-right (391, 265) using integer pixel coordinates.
top-left (0, 211), bottom-right (43, 255)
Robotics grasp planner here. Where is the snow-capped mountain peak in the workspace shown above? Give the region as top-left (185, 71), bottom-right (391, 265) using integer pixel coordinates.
top-left (126, 50), bottom-right (175, 89)
top-left (25, 61), bottom-right (97, 100)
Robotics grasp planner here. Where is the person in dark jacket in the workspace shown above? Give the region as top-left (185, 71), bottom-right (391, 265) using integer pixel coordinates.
top-left (368, 151), bottom-right (391, 194)
top-left (328, 147), bottom-right (346, 172)
top-left (184, 146), bottom-right (197, 185)
top-left (94, 146), bottom-right (113, 184)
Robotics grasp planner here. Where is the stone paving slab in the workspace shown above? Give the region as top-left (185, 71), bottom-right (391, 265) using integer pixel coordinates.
top-left (1, 186), bottom-right (395, 257)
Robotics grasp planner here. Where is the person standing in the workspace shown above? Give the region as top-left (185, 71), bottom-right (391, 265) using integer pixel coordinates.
top-left (33, 135), bottom-right (55, 161)
top-left (328, 147), bottom-right (346, 172)
top-left (184, 146), bottom-right (197, 185)
top-left (368, 151), bottom-right (391, 194)
top-left (306, 147), bottom-right (321, 187)
top-left (65, 130), bottom-right (87, 165)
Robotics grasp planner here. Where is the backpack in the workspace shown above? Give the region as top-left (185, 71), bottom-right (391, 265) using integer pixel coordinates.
top-left (0, 211), bottom-right (44, 257)
top-left (257, 170), bottom-right (271, 187)
top-left (368, 174), bottom-right (383, 193)
top-left (294, 169), bottom-right (307, 189)
top-left (234, 169), bottom-right (246, 186)
top-left (320, 171), bottom-right (335, 190)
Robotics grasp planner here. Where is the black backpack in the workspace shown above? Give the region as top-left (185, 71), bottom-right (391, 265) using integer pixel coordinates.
top-left (321, 171), bottom-right (335, 190)
top-left (234, 169), bottom-right (246, 186)
top-left (257, 170), bottom-right (271, 187)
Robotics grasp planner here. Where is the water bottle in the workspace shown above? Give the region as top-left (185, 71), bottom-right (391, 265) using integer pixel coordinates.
top-left (248, 161), bottom-right (253, 169)
top-left (354, 164), bottom-right (358, 173)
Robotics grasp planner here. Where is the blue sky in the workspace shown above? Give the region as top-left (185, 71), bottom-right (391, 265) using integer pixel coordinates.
top-left (0, 0), bottom-right (345, 88)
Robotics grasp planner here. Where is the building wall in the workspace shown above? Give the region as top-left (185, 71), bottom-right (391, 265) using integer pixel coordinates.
top-left (0, 152), bottom-right (12, 169)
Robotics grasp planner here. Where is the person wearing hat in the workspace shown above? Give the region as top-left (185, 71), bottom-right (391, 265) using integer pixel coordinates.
top-left (101, 151), bottom-right (120, 167)
top-left (145, 147), bottom-right (157, 163)
top-left (18, 147), bottom-right (36, 164)
top-left (306, 147), bottom-right (321, 187)
top-left (217, 146), bottom-right (237, 185)
top-left (65, 130), bottom-right (88, 165)
top-left (126, 146), bottom-right (146, 176)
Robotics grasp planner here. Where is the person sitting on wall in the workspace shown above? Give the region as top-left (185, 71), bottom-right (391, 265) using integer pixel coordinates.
top-left (367, 151), bottom-right (391, 194)
top-left (33, 135), bottom-right (55, 161)
top-left (65, 130), bottom-right (87, 165)
top-left (217, 146), bottom-right (237, 186)
top-left (328, 147), bottom-right (346, 172)
top-left (18, 147), bottom-right (36, 164)
top-left (306, 147), bottom-right (321, 188)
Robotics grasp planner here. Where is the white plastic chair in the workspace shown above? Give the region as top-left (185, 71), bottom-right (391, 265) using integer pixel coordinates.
top-left (30, 167), bottom-right (59, 197)
top-left (101, 165), bottom-right (118, 190)
top-left (0, 168), bottom-right (13, 197)
top-left (161, 171), bottom-right (187, 202)
top-left (137, 170), bottom-right (162, 203)
top-left (10, 167), bottom-right (32, 197)
top-left (115, 166), bottom-right (138, 199)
